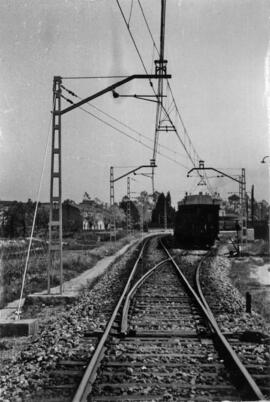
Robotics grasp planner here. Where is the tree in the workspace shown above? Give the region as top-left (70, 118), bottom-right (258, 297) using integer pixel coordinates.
top-left (165, 192), bottom-right (175, 226)
top-left (36, 206), bottom-right (49, 230)
top-left (108, 204), bottom-right (126, 227)
top-left (135, 191), bottom-right (152, 227)
top-left (151, 193), bottom-right (166, 226)
top-left (62, 200), bottom-right (82, 233)
top-left (119, 197), bottom-right (140, 226)
top-left (3, 202), bottom-right (26, 237)
top-left (152, 191), bottom-right (160, 204)
top-left (151, 192), bottom-right (175, 227)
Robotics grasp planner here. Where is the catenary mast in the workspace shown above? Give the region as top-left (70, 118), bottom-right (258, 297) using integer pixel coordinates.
top-left (152, 0), bottom-right (167, 194)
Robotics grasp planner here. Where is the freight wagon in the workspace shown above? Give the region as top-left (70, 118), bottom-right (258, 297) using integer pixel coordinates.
top-left (174, 193), bottom-right (220, 248)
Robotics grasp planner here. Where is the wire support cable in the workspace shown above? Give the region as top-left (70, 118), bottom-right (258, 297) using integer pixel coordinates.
top-left (61, 85), bottom-right (187, 161)
top-left (137, 0), bottom-right (160, 56)
top-left (15, 95), bottom-right (55, 319)
top-left (116, 0), bottom-right (153, 87)
top-left (62, 75), bottom-right (129, 80)
top-left (127, 0), bottom-right (134, 26)
top-left (116, 0), bottom-right (216, 195)
top-left (133, 2), bottom-right (206, 168)
top-left (79, 105), bottom-right (189, 169)
top-left (116, 0), bottom-right (200, 164)
top-left (61, 94), bottom-right (189, 169)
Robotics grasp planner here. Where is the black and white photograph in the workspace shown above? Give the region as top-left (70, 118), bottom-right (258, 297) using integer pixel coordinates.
top-left (0, 0), bottom-right (269, 400)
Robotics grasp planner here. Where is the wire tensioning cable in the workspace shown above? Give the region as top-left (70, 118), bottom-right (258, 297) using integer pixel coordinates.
top-left (61, 93), bottom-right (189, 169)
top-left (127, 2), bottom-right (206, 168)
top-left (135, 4), bottom-right (216, 195)
top-left (61, 85), bottom-right (187, 160)
top-left (16, 94), bottom-right (56, 319)
top-left (116, 1), bottom-right (202, 168)
top-left (116, 0), bottom-right (150, 78)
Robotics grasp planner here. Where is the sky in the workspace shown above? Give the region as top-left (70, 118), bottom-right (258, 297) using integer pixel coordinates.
top-left (0, 0), bottom-right (269, 207)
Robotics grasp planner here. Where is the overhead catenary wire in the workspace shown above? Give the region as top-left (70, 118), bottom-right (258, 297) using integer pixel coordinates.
top-left (137, 0), bottom-right (160, 56)
top-left (61, 85), bottom-right (187, 161)
top-left (62, 86), bottom-right (186, 159)
top-left (115, 1), bottom-right (201, 165)
top-left (116, 0), bottom-right (150, 79)
top-left (135, 1), bottom-right (199, 158)
top-left (61, 93), bottom-right (189, 169)
top-left (118, 1), bottom-right (215, 195)
top-left (127, 0), bottom-right (134, 26)
top-left (79, 105), bottom-right (189, 169)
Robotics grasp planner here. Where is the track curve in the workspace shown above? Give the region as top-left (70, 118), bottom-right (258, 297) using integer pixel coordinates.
top-left (73, 236), bottom-right (265, 401)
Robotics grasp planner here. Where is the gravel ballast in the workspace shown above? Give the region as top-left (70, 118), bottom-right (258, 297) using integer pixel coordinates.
top-left (0, 239), bottom-right (143, 402)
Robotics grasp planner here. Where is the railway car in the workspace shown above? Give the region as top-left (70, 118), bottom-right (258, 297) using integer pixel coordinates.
top-left (174, 193), bottom-right (220, 248)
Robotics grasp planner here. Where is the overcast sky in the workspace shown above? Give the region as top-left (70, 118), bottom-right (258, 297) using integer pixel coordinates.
top-left (0, 0), bottom-right (269, 206)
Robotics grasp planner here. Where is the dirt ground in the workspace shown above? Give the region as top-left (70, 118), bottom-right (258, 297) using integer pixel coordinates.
top-left (229, 240), bottom-right (270, 322)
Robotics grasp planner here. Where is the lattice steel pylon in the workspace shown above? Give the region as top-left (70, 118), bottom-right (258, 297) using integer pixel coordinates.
top-left (48, 76), bottom-right (63, 294)
top-left (152, 0), bottom-right (167, 194)
top-left (127, 177), bottom-right (132, 234)
top-left (110, 166), bottom-right (116, 241)
top-left (239, 168), bottom-right (247, 247)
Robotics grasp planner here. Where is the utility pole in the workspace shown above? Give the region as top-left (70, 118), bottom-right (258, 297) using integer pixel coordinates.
top-left (251, 184), bottom-right (254, 227)
top-left (164, 197), bottom-right (167, 230)
top-left (127, 177), bottom-right (132, 235)
top-left (48, 72), bottom-right (171, 291)
top-left (152, 0), bottom-right (167, 194)
top-left (109, 164), bottom-right (156, 240)
top-left (109, 166), bottom-right (116, 241)
top-left (239, 168), bottom-right (247, 247)
top-left (48, 76), bottom-right (63, 295)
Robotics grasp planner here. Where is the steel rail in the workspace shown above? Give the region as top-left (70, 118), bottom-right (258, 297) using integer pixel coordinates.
top-left (195, 252), bottom-right (216, 322)
top-left (160, 240), bottom-right (264, 401)
top-left (72, 236), bottom-right (152, 402)
top-left (121, 258), bottom-right (170, 334)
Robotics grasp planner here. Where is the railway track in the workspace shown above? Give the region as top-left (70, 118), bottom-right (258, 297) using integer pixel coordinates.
top-left (34, 236), bottom-right (156, 402)
top-left (70, 237), bottom-right (266, 401)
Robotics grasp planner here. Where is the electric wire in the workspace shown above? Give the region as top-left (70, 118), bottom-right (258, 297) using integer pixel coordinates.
top-left (134, 2), bottom-right (216, 195)
top-left (62, 76), bottom-right (129, 79)
top-left (89, 102), bottom-right (185, 159)
top-left (61, 94), bottom-right (189, 169)
top-left (61, 85), bottom-right (187, 160)
top-left (116, 1), bottom-right (202, 169)
top-left (135, 2), bottom-right (199, 161)
top-left (78, 105), bottom-right (189, 169)
top-left (137, 0), bottom-right (160, 56)
top-left (16, 95), bottom-right (56, 319)
top-left (116, 0), bottom-right (150, 77)
top-left (127, 0), bottom-right (134, 26)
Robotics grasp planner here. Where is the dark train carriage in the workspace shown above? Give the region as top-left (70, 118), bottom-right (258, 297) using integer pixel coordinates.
top-left (174, 193), bottom-right (220, 248)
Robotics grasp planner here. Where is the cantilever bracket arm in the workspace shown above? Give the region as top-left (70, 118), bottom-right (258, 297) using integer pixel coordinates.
top-left (113, 165), bottom-right (157, 183)
top-left (187, 167), bottom-right (243, 184)
top-left (134, 172), bottom-right (152, 178)
top-left (60, 74), bottom-right (171, 115)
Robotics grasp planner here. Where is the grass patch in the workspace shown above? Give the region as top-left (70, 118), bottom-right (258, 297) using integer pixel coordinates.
top-left (0, 235), bottom-right (137, 308)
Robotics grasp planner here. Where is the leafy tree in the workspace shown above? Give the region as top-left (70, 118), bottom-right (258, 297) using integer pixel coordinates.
top-left (151, 192), bottom-right (175, 227)
top-left (119, 197), bottom-right (140, 226)
top-left (36, 206), bottom-right (49, 230)
top-left (62, 200), bottom-right (82, 233)
top-left (3, 202), bottom-right (26, 237)
top-left (151, 192), bottom-right (165, 226)
top-left (135, 191), bottom-right (153, 226)
top-left (165, 192), bottom-right (175, 226)
top-left (152, 191), bottom-right (160, 203)
top-left (108, 204), bottom-right (126, 227)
